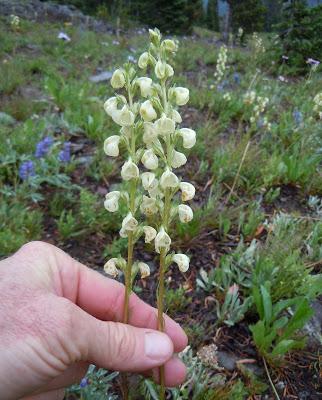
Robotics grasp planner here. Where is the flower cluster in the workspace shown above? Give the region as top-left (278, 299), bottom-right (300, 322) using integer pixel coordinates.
top-left (35, 136), bottom-right (53, 158)
top-left (214, 45), bottom-right (228, 85)
top-left (313, 93), bottom-right (322, 119)
top-left (252, 33), bottom-right (265, 56)
top-left (58, 141), bottom-right (71, 163)
top-left (103, 29), bottom-right (196, 283)
top-left (19, 160), bottom-right (35, 181)
top-left (244, 91), bottom-right (270, 129)
top-left (10, 15), bottom-right (20, 28)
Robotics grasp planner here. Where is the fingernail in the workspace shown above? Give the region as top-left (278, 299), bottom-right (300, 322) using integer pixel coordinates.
top-left (145, 331), bottom-right (173, 361)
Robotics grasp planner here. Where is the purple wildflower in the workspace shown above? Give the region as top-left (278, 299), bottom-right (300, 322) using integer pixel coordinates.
top-left (233, 72), bottom-right (240, 85)
top-left (80, 377), bottom-right (89, 388)
top-left (307, 58), bottom-right (320, 66)
top-left (19, 160), bottom-right (35, 181)
top-left (58, 142), bottom-right (71, 163)
top-left (35, 136), bottom-right (53, 158)
top-left (293, 109), bottom-right (303, 126)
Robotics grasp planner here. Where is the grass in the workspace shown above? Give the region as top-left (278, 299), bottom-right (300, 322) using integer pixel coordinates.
top-left (0, 13), bottom-right (321, 399)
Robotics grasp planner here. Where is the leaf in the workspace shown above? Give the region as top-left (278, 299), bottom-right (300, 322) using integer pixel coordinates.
top-left (279, 298), bottom-right (313, 341)
top-left (271, 339), bottom-right (297, 356)
top-left (260, 284), bottom-right (272, 324)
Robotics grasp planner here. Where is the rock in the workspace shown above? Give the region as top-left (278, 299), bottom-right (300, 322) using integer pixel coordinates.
top-left (302, 300), bottom-right (322, 350)
top-left (0, 0), bottom-right (114, 33)
top-left (0, 112), bottom-right (16, 126)
top-left (89, 71), bottom-right (113, 83)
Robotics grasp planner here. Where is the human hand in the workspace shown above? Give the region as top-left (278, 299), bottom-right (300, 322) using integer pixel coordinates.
top-left (0, 241), bottom-right (187, 400)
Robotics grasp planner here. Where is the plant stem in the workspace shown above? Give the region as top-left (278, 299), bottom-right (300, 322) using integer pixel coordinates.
top-left (263, 357), bottom-right (281, 400)
top-left (157, 247), bottom-right (166, 400)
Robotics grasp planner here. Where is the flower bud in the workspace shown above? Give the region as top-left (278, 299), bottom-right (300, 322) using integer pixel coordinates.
top-left (160, 168), bottom-right (179, 189)
top-left (141, 149), bottom-right (158, 170)
top-left (149, 28), bottom-right (161, 45)
top-left (171, 109), bottom-right (182, 123)
top-left (138, 262), bottom-right (150, 279)
top-left (137, 77), bottom-right (153, 98)
top-left (179, 182), bottom-right (195, 201)
top-left (179, 128), bottom-right (196, 149)
top-left (162, 39), bottom-right (177, 52)
top-left (143, 122), bottom-right (158, 144)
top-left (173, 254), bottom-right (190, 273)
top-left (154, 114), bottom-right (175, 135)
top-left (121, 159), bottom-right (139, 181)
top-left (138, 52), bottom-right (149, 69)
top-left (155, 226), bottom-right (172, 254)
top-left (155, 61), bottom-right (166, 79)
top-left (228, 284), bottom-right (239, 295)
top-left (104, 97), bottom-right (118, 116)
top-left (111, 69), bottom-right (125, 89)
top-left (104, 258), bottom-right (119, 277)
top-left (112, 106), bottom-right (135, 127)
top-left (141, 172), bottom-right (157, 190)
top-left (143, 226), bottom-right (157, 243)
top-left (104, 191), bottom-right (121, 212)
top-left (103, 135), bottom-right (120, 157)
top-left (140, 195), bottom-right (158, 216)
top-left (171, 150), bottom-right (187, 169)
top-left (140, 100), bottom-right (157, 122)
top-left (178, 204), bottom-right (193, 223)
top-left (173, 87), bottom-right (189, 106)
top-left (122, 212), bottom-right (138, 233)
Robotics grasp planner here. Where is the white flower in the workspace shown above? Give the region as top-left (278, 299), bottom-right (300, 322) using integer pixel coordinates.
top-left (121, 159), bottom-right (139, 180)
top-left (154, 114), bottom-right (175, 135)
top-left (138, 262), bottom-right (150, 279)
top-left (103, 135), bottom-right (120, 157)
top-left (143, 226), bottom-right (157, 243)
top-left (179, 128), bottom-right (196, 149)
top-left (137, 77), bottom-right (153, 97)
top-left (104, 97), bottom-right (118, 116)
top-left (138, 52), bottom-right (149, 69)
top-left (155, 227), bottom-right (172, 254)
top-left (112, 106), bottom-right (135, 127)
top-left (104, 191), bottom-right (121, 212)
top-left (173, 87), bottom-right (189, 106)
top-left (121, 212), bottom-right (138, 232)
top-left (111, 69), bottom-right (125, 89)
top-left (140, 195), bottom-right (158, 216)
top-left (160, 169), bottom-right (179, 189)
top-left (155, 61), bottom-right (174, 80)
top-left (179, 182), bottom-right (195, 201)
top-left (173, 254), bottom-right (190, 273)
top-left (171, 109), bottom-right (182, 123)
top-left (141, 149), bottom-right (158, 170)
top-left (143, 122), bottom-right (158, 144)
top-left (104, 258), bottom-right (119, 277)
top-left (141, 172), bottom-right (157, 190)
top-left (162, 39), bottom-right (177, 52)
top-left (171, 150), bottom-right (187, 169)
top-left (140, 100), bottom-right (157, 122)
top-left (178, 204), bottom-right (193, 223)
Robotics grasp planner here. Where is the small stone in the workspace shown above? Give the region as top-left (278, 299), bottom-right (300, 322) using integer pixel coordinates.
top-left (217, 351), bottom-right (238, 371)
top-left (89, 71), bottom-right (113, 83)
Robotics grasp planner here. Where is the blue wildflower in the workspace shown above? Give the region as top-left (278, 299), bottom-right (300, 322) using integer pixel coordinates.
top-left (293, 109), bottom-right (303, 126)
top-left (233, 72), bottom-right (240, 85)
top-left (19, 160), bottom-right (35, 181)
top-left (80, 377), bottom-right (89, 388)
top-left (58, 142), bottom-right (71, 163)
top-left (35, 136), bottom-right (53, 158)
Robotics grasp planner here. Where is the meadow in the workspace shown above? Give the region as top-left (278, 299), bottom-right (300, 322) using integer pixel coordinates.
top-left (0, 13), bottom-right (321, 400)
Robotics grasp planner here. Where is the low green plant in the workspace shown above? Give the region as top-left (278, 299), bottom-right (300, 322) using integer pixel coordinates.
top-left (164, 287), bottom-right (191, 315)
top-left (56, 210), bottom-right (82, 241)
top-left (250, 283), bottom-right (313, 366)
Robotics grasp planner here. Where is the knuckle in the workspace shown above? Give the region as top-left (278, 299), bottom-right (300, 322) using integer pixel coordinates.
top-left (107, 322), bottom-right (137, 365)
top-left (18, 241), bottom-right (51, 257)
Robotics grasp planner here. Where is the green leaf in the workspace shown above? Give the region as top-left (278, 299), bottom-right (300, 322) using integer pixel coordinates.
top-left (272, 339), bottom-right (298, 356)
top-left (279, 298), bottom-right (313, 341)
top-left (260, 284), bottom-right (272, 324)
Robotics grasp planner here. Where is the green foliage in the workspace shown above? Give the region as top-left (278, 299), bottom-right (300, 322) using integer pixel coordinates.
top-left (250, 283), bottom-right (313, 365)
top-left (0, 200), bottom-right (43, 256)
top-left (276, 2), bottom-right (322, 73)
top-left (165, 286), bottom-right (191, 315)
top-left (231, 0), bottom-right (267, 33)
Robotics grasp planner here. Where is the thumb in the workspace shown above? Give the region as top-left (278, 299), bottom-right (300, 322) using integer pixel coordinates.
top-left (70, 304), bottom-right (174, 372)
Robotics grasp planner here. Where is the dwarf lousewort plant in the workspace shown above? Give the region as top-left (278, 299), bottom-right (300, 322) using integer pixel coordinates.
top-left (103, 28), bottom-right (195, 400)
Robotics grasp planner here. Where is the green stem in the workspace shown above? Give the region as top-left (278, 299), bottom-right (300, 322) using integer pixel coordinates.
top-left (157, 248), bottom-right (166, 400)
top-left (263, 357), bottom-right (281, 400)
